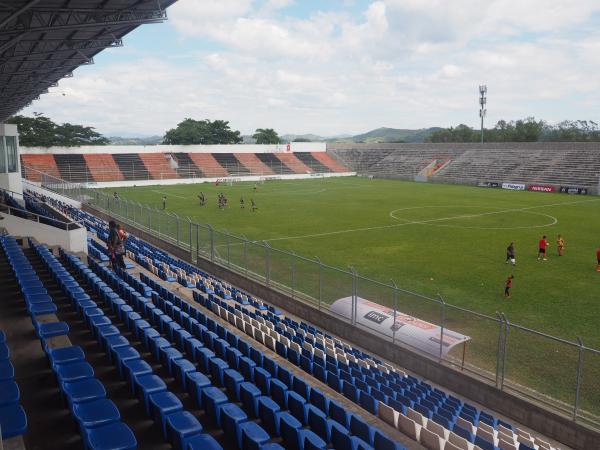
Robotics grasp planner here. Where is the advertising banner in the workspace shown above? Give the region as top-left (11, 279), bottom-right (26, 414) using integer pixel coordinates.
top-left (329, 297), bottom-right (470, 357)
top-left (477, 182), bottom-right (500, 188)
top-left (528, 185), bottom-right (555, 193)
top-left (502, 183), bottom-right (526, 191)
top-left (559, 186), bottom-right (588, 195)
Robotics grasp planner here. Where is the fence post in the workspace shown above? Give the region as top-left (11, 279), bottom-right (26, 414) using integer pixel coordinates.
top-left (495, 312), bottom-right (504, 388)
top-left (500, 313), bottom-right (509, 390)
top-left (195, 223), bottom-right (200, 261)
top-left (348, 266), bottom-right (357, 325)
top-left (175, 214), bottom-right (180, 246)
top-left (208, 225), bottom-right (215, 261)
top-left (291, 251), bottom-right (296, 299)
top-left (438, 294), bottom-right (446, 361)
top-left (264, 241), bottom-right (271, 286)
top-left (157, 208), bottom-right (161, 237)
top-left (147, 205), bottom-right (152, 230)
top-left (226, 231), bottom-right (231, 267)
top-left (391, 279), bottom-right (398, 345)
top-left (243, 236), bottom-right (248, 276)
top-left (187, 217), bottom-right (193, 258)
top-left (573, 337), bottom-right (584, 420)
top-left (317, 257), bottom-right (322, 311)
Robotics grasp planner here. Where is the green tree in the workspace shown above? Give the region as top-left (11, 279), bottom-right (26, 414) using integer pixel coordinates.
top-left (252, 128), bottom-right (281, 144)
top-left (293, 137), bottom-right (311, 142)
top-left (427, 124), bottom-right (479, 143)
top-left (7, 113), bottom-right (108, 146)
top-left (163, 119), bottom-right (242, 145)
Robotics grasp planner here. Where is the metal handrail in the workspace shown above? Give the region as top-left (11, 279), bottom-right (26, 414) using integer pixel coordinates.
top-left (0, 202), bottom-right (82, 230)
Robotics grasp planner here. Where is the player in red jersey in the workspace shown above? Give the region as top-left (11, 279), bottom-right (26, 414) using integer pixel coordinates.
top-left (596, 248), bottom-right (600, 272)
top-left (537, 235), bottom-right (548, 261)
top-left (504, 275), bottom-right (514, 298)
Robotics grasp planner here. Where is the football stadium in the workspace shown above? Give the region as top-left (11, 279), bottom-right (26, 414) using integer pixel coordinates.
top-left (1, 2), bottom-right (599, 450)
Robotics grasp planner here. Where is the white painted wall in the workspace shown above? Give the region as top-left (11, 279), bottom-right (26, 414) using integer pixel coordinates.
top-left (20, 142), bottom-right (326, 155)
top-left (22, 180), bottom-right (82, 208)
top-left (0, 123), bottom-right (22, 195)
top-left (78, 171), bottom-right (356, 189)
top-left (0, 213), bottom-right (87, 253)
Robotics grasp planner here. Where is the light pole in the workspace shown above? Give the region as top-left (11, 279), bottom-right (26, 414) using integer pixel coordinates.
top-left (479, 85), bottom-right (487, 144)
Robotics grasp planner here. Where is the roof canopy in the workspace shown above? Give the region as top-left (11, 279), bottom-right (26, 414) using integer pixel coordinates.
top-left (0, 0), bottom-right (177, 122)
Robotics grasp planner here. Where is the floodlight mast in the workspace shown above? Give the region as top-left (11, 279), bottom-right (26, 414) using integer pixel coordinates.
top-left (479, 85), bottom-right (487, 144)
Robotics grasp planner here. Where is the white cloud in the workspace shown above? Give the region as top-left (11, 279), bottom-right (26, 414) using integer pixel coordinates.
top-left (21, 1), bottom-right (600, 136)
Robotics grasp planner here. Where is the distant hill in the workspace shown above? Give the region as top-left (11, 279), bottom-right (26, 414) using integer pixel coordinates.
top-left (108, 136), bottom-right (163, 145)
top-left (107, 128), bottom-right (441, 146)
top-left (330, 127), bottom-right (442, 144)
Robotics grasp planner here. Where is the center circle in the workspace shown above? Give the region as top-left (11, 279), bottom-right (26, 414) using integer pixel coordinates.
top-left (388, 205), bottom-right (558, 230)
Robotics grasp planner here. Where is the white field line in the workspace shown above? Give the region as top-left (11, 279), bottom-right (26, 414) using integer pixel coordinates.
top-left (263, 198), bottom-right (600, 243)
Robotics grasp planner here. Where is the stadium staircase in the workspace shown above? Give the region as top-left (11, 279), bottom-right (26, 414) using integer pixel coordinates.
top-left (211, 154), bottom-right (251, 176)
top-left (138, 154), bottom-right (179, 180)
top-left (112, 154), bottom-right (151, 181)
top-left (172, 153), bottom-right (205, 178)
top-left (233, 153), bottom-right (276, 175)
top-left (20, 154), bottom-right (61, 181)
top-left (313, 152), bottom-right (350, 173)
top-left (187, 153), bottom-right (229, 178)
top-left (53, 154), bottom-right (94, 183)
top-left (294, 153), bottom-right (331, 173)
top-left (255, 153), bottom-right (295, 174)
top-left (274, 153), bottom-right (312, 174)
top-left (83, 154), bottom-right (125, 182)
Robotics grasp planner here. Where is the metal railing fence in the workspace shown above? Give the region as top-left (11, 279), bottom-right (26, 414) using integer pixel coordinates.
top-left (35, 169), bottom-right (600, 429)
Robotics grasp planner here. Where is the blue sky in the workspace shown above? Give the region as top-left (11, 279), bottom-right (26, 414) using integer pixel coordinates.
top-left (23, 0), bottom-right (600, 137)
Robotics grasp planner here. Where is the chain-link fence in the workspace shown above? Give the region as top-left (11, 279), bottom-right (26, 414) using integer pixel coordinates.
top-left (35, 171), bottom-right (600, 429)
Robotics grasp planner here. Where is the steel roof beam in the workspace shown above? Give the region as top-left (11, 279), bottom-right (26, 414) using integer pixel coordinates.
top-left (0, 0), bottom-right (42, 30)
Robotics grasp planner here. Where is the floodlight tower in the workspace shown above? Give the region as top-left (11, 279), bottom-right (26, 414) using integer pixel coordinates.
top-left (479, 85), bottom-right (487, 144)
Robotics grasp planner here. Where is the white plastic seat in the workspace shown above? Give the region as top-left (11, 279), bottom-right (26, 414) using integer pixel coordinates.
top-left (378, 402), bottom-right (399, 428)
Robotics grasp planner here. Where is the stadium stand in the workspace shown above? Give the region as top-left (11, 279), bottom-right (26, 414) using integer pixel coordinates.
top-left (311, 152), bottom-right (350, 173)
top-left (329, 143), bottom-right (600, 187)
top-left (112, 154), bottom-right (151, 181)
top-left (186, 153), bottom-right (229, 178)
top-left (255, 153), bottom-right (295, 175)
top-left (274, 153), bottom-right (313, 174)
top-left (172, 153), bottom-right (205, 178)
top-left (22, 197), bottom-right (563, 450)
top-left (211, 154), bottom-right (252, 175)
top-left (20, 154), bottom-right (61, 181)
top-left (83, 154), bottom-right (125, 182)
top-left (294, 153), bottom-right (331, 173)
top-left (138, 154), bottom-right (179, 180)
top-left (54, 154), bottom-right (94, 183)
top-left (233, 153), bottom-right (276, 175)
top-left (0, 327), bottom-right (27, 440)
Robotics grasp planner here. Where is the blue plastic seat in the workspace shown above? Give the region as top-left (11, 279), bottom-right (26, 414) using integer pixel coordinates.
top-left (307, 404), bottom-right (330, 443)
top-left (134, 374), bottom-right (167, 414)
top-left (72, 398), bottom-right (121, 429)
top-left (300, 429), bottom-right (327, 450)
top-left (224, 368), bottom-right (245, 401)
top-left (329, 401), bottom-right (351, 429)
top-left (240, 382), bottom-right (262, 418)
top-left (160, 347), bottom-right (183, 375)
top-left (0, 360), bottom-right (15, 381)
top-left (280, 411), bottom-right (302, 450)
top-left (196, 347), bottom-right (216, 373)
top-left (350, 415), bottom-right (375, 446)
top-left (37, 321), bottom-right (70, 339)
top-left (239, 420), bottom-right (270, 450)
top-left (220, 402), bottom-right (248, 449)
top-left (269, 378), bottom-right (288, 409)
top-left (287, 391), bottom-right (308, 425)
top-left (253, 367), bottom-right (271, 395)
top-left (48, 345), bottom-right (85, 366)
top-left (166, 410), bottom-right (203, 450)
top-left (258, 396), bottom-right (281, 435)
top-left (149, 391), bottom-right (184, 438)
top-left (0, 380), bottom-right (20, 406)
top-left (84, 421), bottom-right (137, 450)
top-left (173, 359), bottom-right (196, 390)
top-left (63, 378), bottom-right (107, 406)
top-left (111, 346), bottom-right (141, 378)
top-left (374, 431), bottom-right (405, 450)
top-left (202, 386), bottom-right (229, 426)
top-left (186, 433), bottom-right (224, 450)
top-left (56, 361), bottom-right (95, 383)
top-left (209, 357), bottom-right (229, 387)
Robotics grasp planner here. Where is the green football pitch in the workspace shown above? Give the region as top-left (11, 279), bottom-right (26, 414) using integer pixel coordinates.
top-left (107, 176), bottom-right (600, 415)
